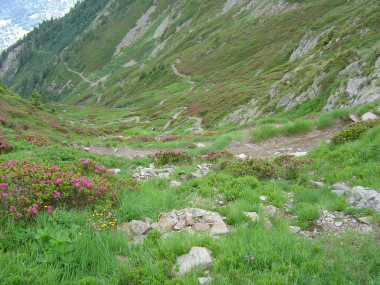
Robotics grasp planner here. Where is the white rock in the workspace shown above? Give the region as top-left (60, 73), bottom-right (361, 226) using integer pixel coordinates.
top-left (331, 182), bottom-right (350, 192)
top-left (361, 112), bottom-right (377, 121)
top-left (264, 205), bottom-right (280, 216)
top-left (198, 277), bottom-right (213, 284)
top-left (358, 216), bottom-right (372, 225)
top-left (110, 168), bottom-right (121, 173)
top-left (260, 195), bottom-right (268, 201)
top-left (244, 212), bottom-right (259, 222)
top-left (310, 181), bottom-right (325, 188)
top-left (173, 247), bottom-right (213, 275)
top-left (196, 143), bottom-right (206, 148)
top-left (349, 114), bottom-right (362, 122)
top-left (334, 221), bottom-right (343, 227)
top-left (169, 180), bottom-right (182, 187)
top-left (157, 173), bottom-right (170, 179)
top-left (235, 154), bottom-right (248, 159)
top-left (289, 226), bottom-right (301, 233)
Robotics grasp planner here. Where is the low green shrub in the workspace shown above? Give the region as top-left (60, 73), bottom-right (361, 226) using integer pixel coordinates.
top-left (153, 149), bottom-right (192, 165)
top-left (331, 119), bottom-right (378, 144)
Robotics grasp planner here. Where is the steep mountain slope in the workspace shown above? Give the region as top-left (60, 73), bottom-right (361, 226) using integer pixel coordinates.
top-left (0, 0), bottom-right (379, 127)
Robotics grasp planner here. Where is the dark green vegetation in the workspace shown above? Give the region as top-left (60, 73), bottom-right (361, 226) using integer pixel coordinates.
top-left (1, 82), bottom-right (380, 284)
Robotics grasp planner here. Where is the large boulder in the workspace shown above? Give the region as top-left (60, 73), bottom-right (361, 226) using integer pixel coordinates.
top-left (348, 186), bottom-right (380, 212)
top-left (173, 247), bottom-right (213, 275)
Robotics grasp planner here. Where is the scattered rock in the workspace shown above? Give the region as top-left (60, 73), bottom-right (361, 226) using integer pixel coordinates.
top-left (116, 255), bottom-right (130, 262)
top-left (235, 153), bottom-right (248, 159)
top-left (264, 205), bottom-right (280, 216)
top-left (348, 186), bottom-right (380, 212)
top-left (133, 165), bottom-right (174, 180)
top-left (310, 180), bottom-right (325, 188)
top-left (244, 212), bottom-right (259, 222)
top-left (259, 195), bottom-right (268, 201)
top-left (196, 143), bottom-right (207, 148)
top-left (289, 226), bottom-right (301, 233)
top-left (198, 277), bottom-right (213, 284)
top-left (110, 168), bottom-right (121, 173)
top-left (190, 172), bottom-right (204, 179)
top-left (130, 220), bottom-right (151, 235)
top-left (361, 111), bottom-right (377, 121)
top-left (210, 222), bottom-right (229, 234)
top-left (173, 247), bottom-right (213, 275)
top-left (331, 190), bottom-right (346, 197)
top-left (349, 113), bottom-right (362, 123)
top-left (169, 180), bottom-right (182, 187)
top-left (331, 182), bottom-right (350, 192)
top-left (358, 216), bottom-right (373, 225)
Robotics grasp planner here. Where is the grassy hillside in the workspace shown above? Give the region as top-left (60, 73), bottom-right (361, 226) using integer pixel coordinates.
top-left (0, 0), bottom-right (378, 127)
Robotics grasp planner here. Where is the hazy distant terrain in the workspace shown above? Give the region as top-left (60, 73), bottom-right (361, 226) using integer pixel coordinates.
top-left (0, 0), bottom-right (79, 52)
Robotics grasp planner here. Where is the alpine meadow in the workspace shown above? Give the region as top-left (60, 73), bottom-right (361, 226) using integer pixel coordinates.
top-left (0, 0), bottom-right (379, 284)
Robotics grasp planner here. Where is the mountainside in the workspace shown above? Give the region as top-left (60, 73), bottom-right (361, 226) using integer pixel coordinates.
top-left (0, 0), bottom-right (79, 52)
top-left (0, 0), bottom-right (379, 127)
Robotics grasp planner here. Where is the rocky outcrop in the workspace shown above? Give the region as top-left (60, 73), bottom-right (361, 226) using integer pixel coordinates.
top-left (290, 30), bottom-right (320, 61)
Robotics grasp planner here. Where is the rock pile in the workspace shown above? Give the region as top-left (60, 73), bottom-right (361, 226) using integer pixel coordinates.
top-left (118, 208), bottom-right (230, 241)
top-left (190, 164), bottom-right (213, 178)
top-left (133, 163), bottom-right (174, 180)
top-left (300, 210), bottom-right (374, 238)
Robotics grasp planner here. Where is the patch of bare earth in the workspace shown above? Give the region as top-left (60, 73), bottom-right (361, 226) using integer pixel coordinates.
top-left (226, 120), bottom-right (348, 157)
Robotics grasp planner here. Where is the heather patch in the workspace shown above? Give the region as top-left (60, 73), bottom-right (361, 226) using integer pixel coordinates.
top-left (331, 119), bottom-right (379, 145)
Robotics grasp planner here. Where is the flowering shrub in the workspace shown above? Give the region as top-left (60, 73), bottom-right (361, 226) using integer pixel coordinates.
top-left (0, 158), bottom-right (137, 221)
top-left (153, 149), bottom-right (192, 165)
top-left (201, 150), bottom-right (233, 162)
top-left (0, 115), bottom-right (15, 128)
top-left (331, 119), bottom-right (379, 145)
top-left (15, 133), bottom-right (53, 146)
top-left (0, 136), bottom-right (15, 154)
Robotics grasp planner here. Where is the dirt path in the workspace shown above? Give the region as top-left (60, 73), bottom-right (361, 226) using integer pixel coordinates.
top-left (97, 116), bottom-right (141, 127)
top-left (79, 145), bottom-right (160, 159)
top-left (161, 107), bottom-right (187, 131)
top-left (226, 120), bottom-right (347, 157)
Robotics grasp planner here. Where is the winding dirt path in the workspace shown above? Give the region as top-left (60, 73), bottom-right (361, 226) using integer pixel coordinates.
top-left (226, 120), bottom-right (347, 157)
top-left (97, 116), bottom-right (141, 127)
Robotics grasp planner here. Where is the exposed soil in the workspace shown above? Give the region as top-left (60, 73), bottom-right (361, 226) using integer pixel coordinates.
top-left (226, 120), bottom-right (348, 157)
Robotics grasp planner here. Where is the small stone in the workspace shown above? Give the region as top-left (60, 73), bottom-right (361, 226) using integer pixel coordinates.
top-left (349, 113), bottom-right (362, 122)
top-left (130, 220), bottom-right (151, 235)
top-left (158, 214), bottom-right (177, 230)
top-left (169, 180), bottom-right (182, 187)
top-left (360, 226), bottom-right (373, 233)
top-left (331, 182), bottom-right (350, 192)
top-left (196, 143), bottom-right (206, 148)
top-left (358, 216), bottom-right (372, 225)
top-left (110, 168), bottom-right (121, 173)
top-left (185, 216), bottom-right (195, 226)
top-left (260, 195), bottom-right (268, 201)
top-left (264, 205), bottom-right (279, 216)
top-left (310, 180), bottom-right (325, 188)
top-left (289, 226), bottom-right (301, 233)
top-left (116, 255), bottom-right (129, 262)
top-left (198, 277), bottom-right (213, 284)
top-left (190, 172), bottom-right (203, 179)
top-left (158, 172), bottom-right (170, 179)
top-left (361, 112), bottom-right (377, 121)
top-left (334, 221), bottom-right (343, 227)
top-left (235, 154), bottom-right (248, 159)
top-left (331, 190), bottom-right (345, 197)
top-left (244, 212), bottom-right (259, 222)
top-left (217, 200), bottom-right (225, 205)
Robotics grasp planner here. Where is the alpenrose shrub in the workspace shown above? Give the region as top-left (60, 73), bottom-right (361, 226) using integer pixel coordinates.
top-left (201, 150), bottom-right (233, 162)
top-left (218, 155), bottom-right (315, 179)
top-left (15, 133), bottom-right (53, 146)
top-left (153, 149), bottom-right (192, 165)
top-left (0, 136), bottom-right (15, 154)
top-left (0, 158), bottom-right (137, 220)
top-left (332, 119), bottom-right (379, 145)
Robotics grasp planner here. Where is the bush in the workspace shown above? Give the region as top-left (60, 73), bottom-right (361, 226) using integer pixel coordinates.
top-left (0, 136), bottom-right (15, 154)
top-left (0, 158), bottom-right (137, 221)
top-left (331, 119), bottom-right (378, 144)
top-left (15, 133), bottom-right (53, 146)
top-left (153, 149), bottom-right (192, 165)
top-left (201, 150), bottom-right (233, 162)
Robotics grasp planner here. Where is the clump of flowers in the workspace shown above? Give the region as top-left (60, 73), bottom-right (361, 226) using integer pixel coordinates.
top-left (331, 119), bottom-right (378, 145)
top-left (15, 133), bottom-right (53, 146)
top-left (153, 149), bottom-right (192, 165)
top-left (0, 158), bottom-right (137, 221)
top-left (0, 136), bottom-right (15, 154)
top-left (0, 115), bottom-right (15, 128)
top-left (88, 209), bottom-right (117, 231)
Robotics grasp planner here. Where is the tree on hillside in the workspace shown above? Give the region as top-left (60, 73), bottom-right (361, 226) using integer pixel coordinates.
top-left (31, 90), bottom-right (42, 107)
